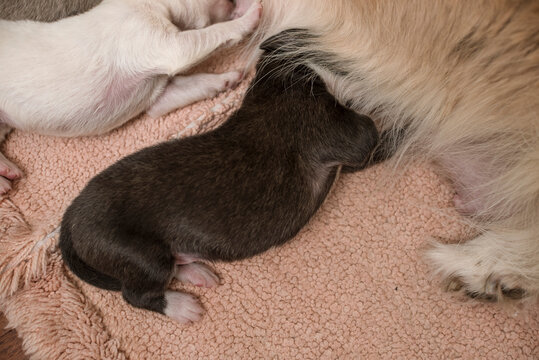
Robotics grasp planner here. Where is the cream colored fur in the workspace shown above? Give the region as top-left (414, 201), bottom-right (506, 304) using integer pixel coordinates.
top-left (0, 0), bottom-right (262, 193)
top-left (244, 0), bottom-right (539, 303)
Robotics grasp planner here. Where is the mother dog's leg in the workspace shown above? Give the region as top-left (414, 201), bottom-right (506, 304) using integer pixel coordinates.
top-left (426, 227), bottom-right (539, 302)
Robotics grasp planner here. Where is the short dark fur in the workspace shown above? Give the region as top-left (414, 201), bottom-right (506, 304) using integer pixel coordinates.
top-left (59, 32), bottom-right (378, 316)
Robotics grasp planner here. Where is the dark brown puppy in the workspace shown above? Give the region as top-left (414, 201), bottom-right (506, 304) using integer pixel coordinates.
top-left (59, 31), bottom-right (378, 323)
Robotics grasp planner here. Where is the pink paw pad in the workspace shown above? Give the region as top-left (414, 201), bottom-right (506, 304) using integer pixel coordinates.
top-left (175, 263), bottom-right (220, 288)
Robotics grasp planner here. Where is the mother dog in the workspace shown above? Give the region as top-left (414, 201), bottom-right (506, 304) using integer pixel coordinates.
top-left (242, 0), bottom-right (539, 303)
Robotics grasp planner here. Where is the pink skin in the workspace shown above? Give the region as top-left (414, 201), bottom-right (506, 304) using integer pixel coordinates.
top-left (173, 253), bottom-right (220, 288)
top-left (453, 193), bottom-right (482, 215)
top-left (440, 154), bottom-right (493, 216)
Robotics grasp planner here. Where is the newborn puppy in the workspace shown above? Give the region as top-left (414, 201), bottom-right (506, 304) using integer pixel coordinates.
top-left (0, 0), bottom-right (262, 193)
top-left (59, 33), bottom-right (379, 324)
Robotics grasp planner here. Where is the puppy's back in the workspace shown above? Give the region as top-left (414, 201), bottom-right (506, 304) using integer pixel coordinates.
top-left (0, 0), bottom-right (101, 21)
top-left (64, 49), bottom-right (377, 266)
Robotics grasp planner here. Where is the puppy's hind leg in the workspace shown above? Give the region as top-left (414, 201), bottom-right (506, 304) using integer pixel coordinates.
top-left (0, 123), bottom-right (23, 194)
top-left (174, 262), bottom-right (220, 288)
top-left (107, 234), bottom-right (204, 324)
top-left (147, 71), bottom-right (242, 118)
top-left (173, 253), bottom-right (220, 288)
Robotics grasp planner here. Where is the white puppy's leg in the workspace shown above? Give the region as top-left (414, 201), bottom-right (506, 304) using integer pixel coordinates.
top-left (0, 124), bottom-right (22, 194)
top-left (156, 0), bottom-right (262, 76)
top-left (147, 71), bottom-right (242, 118)
top-left (425, 227), bottom-right (539, 301)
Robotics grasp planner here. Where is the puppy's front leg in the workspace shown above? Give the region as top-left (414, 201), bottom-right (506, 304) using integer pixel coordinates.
top-left (157, 1), bottom-right (262, 76)
top-left (147, 71), bottom-right (242, 118)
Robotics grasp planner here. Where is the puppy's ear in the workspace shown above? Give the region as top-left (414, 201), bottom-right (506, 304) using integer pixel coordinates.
top-left (259, 28), bottom-right (313, 54)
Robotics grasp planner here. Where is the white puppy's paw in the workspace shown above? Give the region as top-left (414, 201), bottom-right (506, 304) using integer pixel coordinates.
top-left (238, 0), bottom-right (262, 34)
top-left (163, 291), bottom-right (204, 324)
top-left (175, 263), bottom-right (220, 288)
top-left (218, 70), bottom-right (243, 90)
top-left (202, 71), bottom-right (242, 99)
top-left (0, 152), bottom-right (23, 194)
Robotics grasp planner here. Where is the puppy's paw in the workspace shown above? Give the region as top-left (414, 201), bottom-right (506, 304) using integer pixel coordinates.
top-left (201, 71), bottom-right (242, 99)
top-left (0, 176), bottom-right (13, 194)
top-left (219, 70), bottom-right (243, 90)
top-left (0, 152), bottom-right (23, 194)
top-left (238, 0), bottom-right (262, 34)
top-left (175, 263), bottom-right (220, 288)
top-left (164, 291), bottom-right (204, 324)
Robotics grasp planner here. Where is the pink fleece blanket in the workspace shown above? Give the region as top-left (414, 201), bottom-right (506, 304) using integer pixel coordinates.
top-left (0, 50), bottom-right (537, 360)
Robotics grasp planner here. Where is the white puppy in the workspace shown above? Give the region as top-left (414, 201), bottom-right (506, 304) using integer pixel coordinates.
top-left (0, 0), bottom-right (262, 193)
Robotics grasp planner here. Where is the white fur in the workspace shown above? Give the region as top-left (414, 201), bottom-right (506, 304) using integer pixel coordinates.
top-left (163, 291), bottom-right (203, 324)
top-left (0, 0), bottom-right (262, 192)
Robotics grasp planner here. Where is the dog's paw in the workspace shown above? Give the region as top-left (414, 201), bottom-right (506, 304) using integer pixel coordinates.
top-left (425, 241), bottom-right (529, 302)
top-left (0, 152), bottom-right (23, 194)
top-left (164, 291), bottom-right (204, 324)
top-left (238, 0), bottom-right (262, 34)
top-left (443, 276), bottom-right (527, 302)
top-left (219, 70), bottom-right (243, 90)
top-left (175, 263), bottom-right (220, 288)
top-left (201, 71), bottom-right (242, 99)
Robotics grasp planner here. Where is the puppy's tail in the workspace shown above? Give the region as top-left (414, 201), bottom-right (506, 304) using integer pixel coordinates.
top-left (59, 226), bottom-right (121, 291)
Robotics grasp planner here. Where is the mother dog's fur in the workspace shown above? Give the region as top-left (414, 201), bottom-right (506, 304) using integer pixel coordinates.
top-left (243, 0), bottom-right (539, 304)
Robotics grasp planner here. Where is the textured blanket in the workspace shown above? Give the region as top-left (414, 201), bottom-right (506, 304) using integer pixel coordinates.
top-left (0, 50), bottom-right (537, 360)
